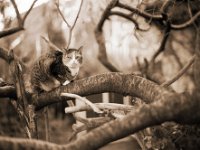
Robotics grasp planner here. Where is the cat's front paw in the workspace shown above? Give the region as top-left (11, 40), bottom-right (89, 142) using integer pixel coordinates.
top-left (63, 80), bottom-right (70, 85)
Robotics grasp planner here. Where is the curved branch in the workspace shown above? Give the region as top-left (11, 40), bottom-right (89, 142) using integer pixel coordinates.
top-left (162, 55), bottom-right (195, 87)
top-left (109, 11), bottom-right (148, 31)
top-left (96, 0), bottom-right (118, 32)
top-left (116, 2), bottom-right (162, 20)
top-left (0, 0), bottom-right (37, 38)
top-left (65, 91), bottom-right (200, 150)
top-left (33, 72), bottom-right (171, 110)
top-left (0, 136), bottom-right (64, 150)
top-left (171, 11), bottom-right (200, 29)
top-left (65, 103), bottom-right (134, 113)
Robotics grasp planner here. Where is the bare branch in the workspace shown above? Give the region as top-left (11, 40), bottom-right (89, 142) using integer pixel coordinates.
top-left (33, 73), bottom-right (171, 110)
top-left (161, 55), bottom-right (195, 87)
top-left (150, 17), bottom-right (171, 63)
top-left (73, 117), bottom-right (112, 133)
top-left (0, 26), bottom-right (24, 39)
top-left (0, 0), bottom-right (37, 38)
top-left (0, 47), bottom-right (10, 62)
top-left (61, 93), bottom-right (103, 114)
top-left (171, 11), bottom-right (200, 29)
top-left (41, 36), bottom-right (63, 52)
top-left (95, 30), bottom-right (119, 72)
top-left (64, 92), bottom-right (199, 150)
top-left (109, 11), bottom-right (148, 31)
top-left (0, 136), bottom-right (65, 150)
top-left (55, 1), bottom-right (70, 28)
top-left (116, 1), bottom-right (162, 20)
top-left (96, 0), bottom-right (118, 32)
top-left (8, 49), bottom-right (27, 109)
top-left (10, 0), bottom-right (22, 25)
top-left (56, 0), bottom-right (83, 50)
top-left (22, 0), bottom-right (38, 23)
top-left (10, 101), bottom-right (31, 138)
top-left (1, 91), bottom-right (199, 150)
top-left (70, 0), bottom-right (83, 31)
top-left (65, 103), bottom-right (134, 114)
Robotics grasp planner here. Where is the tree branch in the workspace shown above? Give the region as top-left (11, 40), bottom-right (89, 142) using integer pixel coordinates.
top-left (150, 14), bottom-right (171, 63)
top-left (161, 55), bottom-right (195, 87)
top-left (109, 11), bottom-right (148, 31)
top-left (65, 103), bottom-right (134, 114)
top-left (56, 0), bottom-right (83, 50)
top-left (0, 0), bottom-right (37, 38)
top-left (61, 93), bottom-right (103, 114)
top-left (171, 11), bottom-right (200, 30)
top-left (64, 91), bottom-right (200, 150)
top-left (32, 72), bottom-right (171, 110)
top-left (116, 1), bottom-right (162, 20)
top-left (0, 136), bottom-right (65, 150)
top-left (0, 72), bottom-right (172, 109)
top-left (2, 90), bottom-right (199, 150)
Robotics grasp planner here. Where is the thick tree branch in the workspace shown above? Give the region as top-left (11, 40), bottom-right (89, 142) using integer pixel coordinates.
top-left (95, 0), bottom-right (119, 72)
top-left (0, 136), bottom-right (65, 150)
top-left (0, 72), bottom-right (171, 109)
top-left (33, 72), bottom-right (171, 110)
top-left (96, 0), bottom-right (118, 32)
top-left (2, 91), bottom-right (200, 150)
top-left (95, 31), bottom-right (119, 72)
top-left (150, 14), bottom-right (171, 63)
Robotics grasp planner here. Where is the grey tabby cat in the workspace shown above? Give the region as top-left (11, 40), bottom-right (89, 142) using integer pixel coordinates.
top-left (30, 47), bottom-right (83, 93)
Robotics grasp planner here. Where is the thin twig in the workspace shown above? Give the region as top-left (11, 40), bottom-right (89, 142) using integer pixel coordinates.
top-left (150, 13), bottom-right (171, 63)
top-left (96, 0), bottom-right (118, 32)
top-left (22, 0), bottom-right (38, 23)
top-left (41, 36), bottom-right (63, 52)
top-left (61, 93), bottom-right (103, 114)
top-left (171, 11), bottom-right (200, 29)
top-left (161, 55), bottom-right (195, 87)
top-left (56, 0), bottom-right (83, 50)
top-left (10, 0), bottom-right (22, 25)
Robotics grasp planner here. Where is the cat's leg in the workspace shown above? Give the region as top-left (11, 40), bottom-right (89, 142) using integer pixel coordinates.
top-left (63, 80), bottom-right (70, 85)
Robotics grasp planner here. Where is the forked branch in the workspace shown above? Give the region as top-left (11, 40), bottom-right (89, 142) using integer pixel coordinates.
top-left (0, 0), bottom-right (37, 38)
top-left (55, 0), bottom-right (83, 50)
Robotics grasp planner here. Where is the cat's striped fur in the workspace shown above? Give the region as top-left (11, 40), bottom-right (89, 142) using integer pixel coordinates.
top-left (30, 47), bottom-right (82, 93)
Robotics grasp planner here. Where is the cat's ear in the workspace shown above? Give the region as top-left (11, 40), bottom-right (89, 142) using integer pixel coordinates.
top-left (78, 46), bottom-right (83, 53)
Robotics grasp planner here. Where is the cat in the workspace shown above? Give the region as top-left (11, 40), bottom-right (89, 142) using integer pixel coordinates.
top-left (30, 47), bottom-right (83, 94)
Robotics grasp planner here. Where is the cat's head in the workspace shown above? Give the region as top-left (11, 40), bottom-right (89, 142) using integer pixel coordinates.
top-left (62, 46), bottom-right (83, 70)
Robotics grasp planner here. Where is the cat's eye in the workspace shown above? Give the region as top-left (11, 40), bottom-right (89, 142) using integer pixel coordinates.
top-left (76, 56), bottom-right (80, 59)
top-left (67, 56), bottom-right (71, 59)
